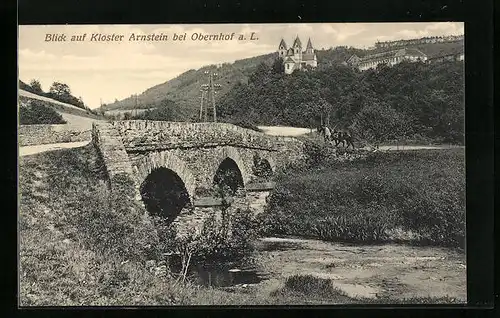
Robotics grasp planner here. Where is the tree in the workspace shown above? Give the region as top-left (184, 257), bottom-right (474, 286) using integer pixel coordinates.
top-left (29, 79), bottom-right (43, 94)
top-left (49, 82), bottom-right (72, 99)
top-left (271, 57), bottom-right (285, 74)
top-left (350, 101), bottom-right (408, 145)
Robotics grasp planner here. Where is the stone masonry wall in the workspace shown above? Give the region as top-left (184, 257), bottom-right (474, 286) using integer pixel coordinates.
top-left (92, 122), bottom-right (134, 183)
top-left (128, 146), bottom-right (277, 199)
top-left (113, 120), bottom-right (305, 154)
top-left (18, 124), bottom-right (91, 146)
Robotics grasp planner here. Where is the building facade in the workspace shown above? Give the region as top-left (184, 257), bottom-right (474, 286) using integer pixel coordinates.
top-left (427, 46), bottom-right (465, 63)
top-left (374, 35), bottom-right (464, 49)
top-left (347, 48), bottom-right (428, 71)
top-left (278, 36), bottom-right (318, 74)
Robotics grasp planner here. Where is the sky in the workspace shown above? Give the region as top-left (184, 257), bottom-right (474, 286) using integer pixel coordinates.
top-left (18, 22), bottom-right (464, 109)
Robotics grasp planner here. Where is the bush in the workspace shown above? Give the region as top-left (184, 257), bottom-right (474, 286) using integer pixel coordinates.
top-left (18, 145), bottom-right (184, 305)
top-left (260, 149), bottom-right (465, 248)
top-left (19, 100), bottom-right (66, 125)
top-left (166, 207), bottom-right (258, 267)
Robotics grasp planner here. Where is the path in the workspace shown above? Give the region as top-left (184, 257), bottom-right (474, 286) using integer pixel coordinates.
top-left (19, 141), bottom-right (90, 157)
top-left (258, 126), bottom-right (311, 137)
top-left (19, 89), bottom-right (90, 112)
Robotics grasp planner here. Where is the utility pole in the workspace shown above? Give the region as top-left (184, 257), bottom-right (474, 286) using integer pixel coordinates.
top-left (199, 89), bottom-right (206, 121)
top-left (200, 68), bottom-right (222, 122)
top-left (135, 94), bottom-right (138, 117)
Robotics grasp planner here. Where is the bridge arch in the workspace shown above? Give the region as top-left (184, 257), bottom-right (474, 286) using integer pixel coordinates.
top-left (211, 146), bottom-right (251, 186)
top-left (133, 151), bottom-right (197, 200)
top-left (260, 154), bottom-right (276, 173)
top-left (139, 167), bottom-right (191, 224)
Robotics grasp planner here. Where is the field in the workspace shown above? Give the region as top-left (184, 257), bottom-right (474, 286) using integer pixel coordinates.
top-left (18, 143), bottom-right (466, 305)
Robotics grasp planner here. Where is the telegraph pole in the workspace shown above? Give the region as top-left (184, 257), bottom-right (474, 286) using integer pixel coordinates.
top-left (199, 89), bottom-right (206, 121)
top-left (200, 69), bottom-right (222, 122)
top-left (211, 75), bottom-right (217, 122)
top-left (135, 94), bottom-right (138, 117)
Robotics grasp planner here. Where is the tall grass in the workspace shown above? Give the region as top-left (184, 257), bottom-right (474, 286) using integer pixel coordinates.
top-left (258, 146), bottom-right (465, 249)
top-left (18, 144), bottom-right (259, 305)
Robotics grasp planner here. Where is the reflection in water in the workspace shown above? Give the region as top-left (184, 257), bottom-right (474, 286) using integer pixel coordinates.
top-left (167, 257), bottom-right (267, 288)
top-left (191, 265), bottom-right (265, 287)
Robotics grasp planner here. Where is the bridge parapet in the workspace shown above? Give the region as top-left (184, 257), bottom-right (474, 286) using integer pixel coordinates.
top-left (92, 122), bottom-right (134, 182)
top-left (111, 120), bottom-right (304, 153)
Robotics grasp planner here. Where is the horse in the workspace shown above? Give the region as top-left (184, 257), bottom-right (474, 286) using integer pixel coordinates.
top-left (332, 129), bottom-right (355, 149)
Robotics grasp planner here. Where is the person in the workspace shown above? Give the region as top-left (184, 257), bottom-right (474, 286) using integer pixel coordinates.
top-left (323, 125), bottom-right (332, 142)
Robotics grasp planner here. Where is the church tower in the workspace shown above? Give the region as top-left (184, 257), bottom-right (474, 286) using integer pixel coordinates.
top-left (305, 37), bottom-right (314, 54)
top-left (292, 35), bottom-right (303, 62)
top-left (278, 38), bottom-right (288, 59)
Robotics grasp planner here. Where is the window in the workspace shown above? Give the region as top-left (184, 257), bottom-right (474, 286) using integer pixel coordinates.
top-left (287, 64), bottom-right (290, 69)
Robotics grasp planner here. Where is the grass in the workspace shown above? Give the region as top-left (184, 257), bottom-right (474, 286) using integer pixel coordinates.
top-left (19, 145), bottom-right (182, 305)
top-left (18, 141), bottom-right (465, 306)
top-left (259, 146), bottom-right (465, 249)
top-left (18, 145), bottom-right (259, 306)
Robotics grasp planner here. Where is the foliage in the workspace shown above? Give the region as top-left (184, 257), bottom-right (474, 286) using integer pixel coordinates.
top-left (177, 208), bottom-right (257, 265)
top-left (132, 99), bottom-right (185, 121)
top-left (47, 82), bottom-right (86, 108)
top-left (99, 53), bottom-right (276, 117)
top-left (18, 146), bottom-right (183, 305)
top-left (29, 79), bottom-right (44, 94)
top-left (19, 100), bottom-right (67, 125)
top-left (258, 149), bottom-right (465, 248)
top-left (350, 101), bottom-right (410, 144)
top-left (19, 79), bottom-right (87, 109)
top-left (218, 60), bottom-right (464, 144)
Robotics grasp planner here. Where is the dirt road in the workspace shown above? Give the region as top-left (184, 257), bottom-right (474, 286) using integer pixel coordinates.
top-left (19, 141), bottom-right (90, 157)
top-left (258, 126), bottom-right (311, 137)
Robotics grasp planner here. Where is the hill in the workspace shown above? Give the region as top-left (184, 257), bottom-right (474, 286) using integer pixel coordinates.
top-left (19, 89), bottom-right (105, 130)
top-left (217, 59), bottom-right (465, 144)
top-left (100, 53), bottom-right (276, 119)
top-left (98, 39), bottom-right (464, 122)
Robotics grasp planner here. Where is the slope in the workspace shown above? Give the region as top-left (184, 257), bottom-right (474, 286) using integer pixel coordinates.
top-left (19, 89), bottom-right (105, 131)
top-left (99, 39), bottom-right (463, 122)
top-left (100, 53), bottom-right (276, 120)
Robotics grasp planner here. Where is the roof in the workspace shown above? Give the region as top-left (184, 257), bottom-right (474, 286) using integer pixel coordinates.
top-left (279, 39), bottom-right (287, 49)
top-left (346, 54), bottom-right (360, 63)
top-left (286, 47), bottom-right (295, 56)
top-left (302, 53), bottom-right (316, 61)
top-left (306, 38), bottom-right (313, 50)
top-left (292, 36), bottom-right (302, 48)
top-left (428, 45), bottom-right (464, 59)
top-left (284, 56), bottom-right (295, 63)
top-left (403, 48), bottom-right (427, 57)
top-left (359, 48), bottom-right (428, 63)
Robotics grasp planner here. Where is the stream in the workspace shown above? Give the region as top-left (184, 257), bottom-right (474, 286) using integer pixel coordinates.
top-left (180, 236), bottom-right (467, 302)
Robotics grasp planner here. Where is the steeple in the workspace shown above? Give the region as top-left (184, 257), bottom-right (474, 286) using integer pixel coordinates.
top-left (278, 38), bottom-right (287, 50)
top-left (306, 37), bottom-right (313, 50)
top-left (292, 35), bottom-right (302, 48)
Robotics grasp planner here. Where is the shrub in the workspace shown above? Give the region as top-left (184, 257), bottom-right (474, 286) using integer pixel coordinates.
top-left (19, 100), bottom-right (67, 125)
top-left (18, 146), bottom-right (183, 305)
top-left (261, 149), bottom-right (465, 248)
top-left (179, 207), bottom-right (257, 265)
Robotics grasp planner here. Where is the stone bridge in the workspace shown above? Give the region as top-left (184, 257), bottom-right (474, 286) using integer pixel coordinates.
top-left (91, 120), bottom-right (306, 233)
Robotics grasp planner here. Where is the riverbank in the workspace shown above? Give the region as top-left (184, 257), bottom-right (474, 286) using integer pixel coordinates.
top-left (183, 236), bottom-right (466, 305)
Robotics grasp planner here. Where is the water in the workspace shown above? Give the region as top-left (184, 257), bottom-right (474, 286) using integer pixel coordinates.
top-left (166, 256), bottom-right (268, 288)
top-left (190, 265), bottom-right (266, 288)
